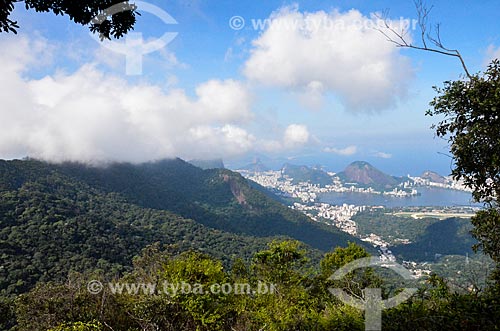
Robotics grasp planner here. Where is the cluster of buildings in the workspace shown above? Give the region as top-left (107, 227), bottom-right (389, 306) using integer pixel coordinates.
top-left (240, 169), bottom-right (419, 203)
top-left (402, 261), bottom-right (432, 278)
top-left (291, 202), bottom-right (363, 235)
top-left (360, 233), bottom-right (396, 262)
top-left (383, 187), bottom-right (419, 197)
top-left (360, 235), bottom-right (431, 278)
top-left (238, 170), bottom-right (328, 203)
top-left (239, 166), bottom-right (472, 206)
top-left (408, 175), bottom-right (472, 192)
top-left (340, 185), bottom-right (418, 197)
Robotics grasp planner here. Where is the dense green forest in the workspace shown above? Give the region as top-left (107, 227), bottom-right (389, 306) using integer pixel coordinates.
top-left (1, 240), bottom-right (499, 330)
top-left (0, 170), bottom-right (269, 295)
top-left (352, 209), bottom-right (494, 289)
top-left (49, 158), bottom-right (367, 251)
top-left (0, 159), bottom-right (373, 296)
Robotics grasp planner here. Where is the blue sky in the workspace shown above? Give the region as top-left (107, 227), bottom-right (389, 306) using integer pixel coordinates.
top-left (1, 0), bottom-right (499, 175)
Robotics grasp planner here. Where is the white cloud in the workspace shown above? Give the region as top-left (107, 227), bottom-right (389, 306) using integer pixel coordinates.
top-left (1, 34), bottom-right (54, 73)
top-left (0, 36), bottom-right (256, 163)
top-left (0, 35), bottom-right (319, 163)
top-left (259, 124), bottom-right (311, 152)
top-left (187, 125), bottom-right (256, 159)
top-left (373, 151), bottom-right (392, 159)
top-left (297, 81), bottom-right (325, 110)
top-left (194, 79), bottom-right (253, 123)
top-left (485, 44), bottom-right (500, 66)
top-left (260, 140), bottom-right (284, 152)
top-left (283, 124), bottom-right (310, 148)
top-left (243, 6), bottom-right (413, 111)
top-left (323, 145), bottom-right (357, 156)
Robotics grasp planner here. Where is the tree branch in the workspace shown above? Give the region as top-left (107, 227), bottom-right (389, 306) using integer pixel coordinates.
top-left (375, 0), bottom-right (472, 79)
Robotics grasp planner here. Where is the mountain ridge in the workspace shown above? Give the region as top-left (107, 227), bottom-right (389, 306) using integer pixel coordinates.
top-left (188, 158), bottom-right (225, 170)
top-left (239, 158), bottom-right (269, 173)
top-left (421, 170), bottom-right (447, 184)
top-left (281, 163), bottom-right (332, 186)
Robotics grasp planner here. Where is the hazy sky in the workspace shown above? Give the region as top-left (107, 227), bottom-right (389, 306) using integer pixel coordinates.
top-left (1, 0), bottom-right (499, 174)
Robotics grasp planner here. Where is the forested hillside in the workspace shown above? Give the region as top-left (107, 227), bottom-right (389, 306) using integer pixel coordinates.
top-left (338, 161), bottom-right (406, 190)
top-left (353, 210), bottom-right (476, 261)
top-left (49, 158), bottom-right (367, 251)
top-left (0, 165), bottom-right (268, 295)
top-left (0, 158), bottom-right (367, 295)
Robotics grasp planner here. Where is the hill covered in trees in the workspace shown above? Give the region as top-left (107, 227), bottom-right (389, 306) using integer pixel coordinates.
top-left (281, 163), bottom-right (333, 186)
top-left (0, 158), bottom-right (369, 295)
top-left (352, 209), bottom-right (477, 261)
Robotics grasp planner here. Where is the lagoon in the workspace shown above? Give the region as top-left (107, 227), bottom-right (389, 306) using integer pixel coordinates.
top-left (320, 187), bottom-right (482, 207)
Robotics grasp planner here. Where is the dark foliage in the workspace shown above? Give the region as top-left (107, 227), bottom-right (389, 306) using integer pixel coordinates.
top-left (0, 0), bottom-right (137, 39)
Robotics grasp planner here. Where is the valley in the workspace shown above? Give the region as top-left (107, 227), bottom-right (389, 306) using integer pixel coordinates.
top-left (237, 161), bottom-right (491, 282)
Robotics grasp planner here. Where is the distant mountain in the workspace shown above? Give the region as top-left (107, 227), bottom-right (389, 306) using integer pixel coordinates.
top-left (0, 158), bottom-right (371, 294)
top-left (421, 170), bottom-right (447, 184)
top-left (188, 158), bottom-right (225, 170)
top-left (337, 161), bottom-right (402, 190)
top-left (281, 163), bottom-right (333, 186)
top-left (240, 158), bottom-right (269, 173)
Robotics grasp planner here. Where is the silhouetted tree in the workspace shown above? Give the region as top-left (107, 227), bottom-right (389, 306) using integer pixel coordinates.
top-left (0, 0), bottom-right (138, 39)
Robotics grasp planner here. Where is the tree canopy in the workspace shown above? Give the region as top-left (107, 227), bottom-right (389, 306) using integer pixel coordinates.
top-left (426, 60), bottom-right (500, 267)
top-left (0, 0), bottom-right (138, 39)
top-left (5, 240), bottom-right (499, 331)
top-left (428, 60), bottom-right (500, 205)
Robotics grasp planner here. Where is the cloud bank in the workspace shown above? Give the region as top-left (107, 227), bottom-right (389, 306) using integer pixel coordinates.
top-left (0, 35), bottom-right (316, 163)
top-left (0, 36), bottom-right (257, 162)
